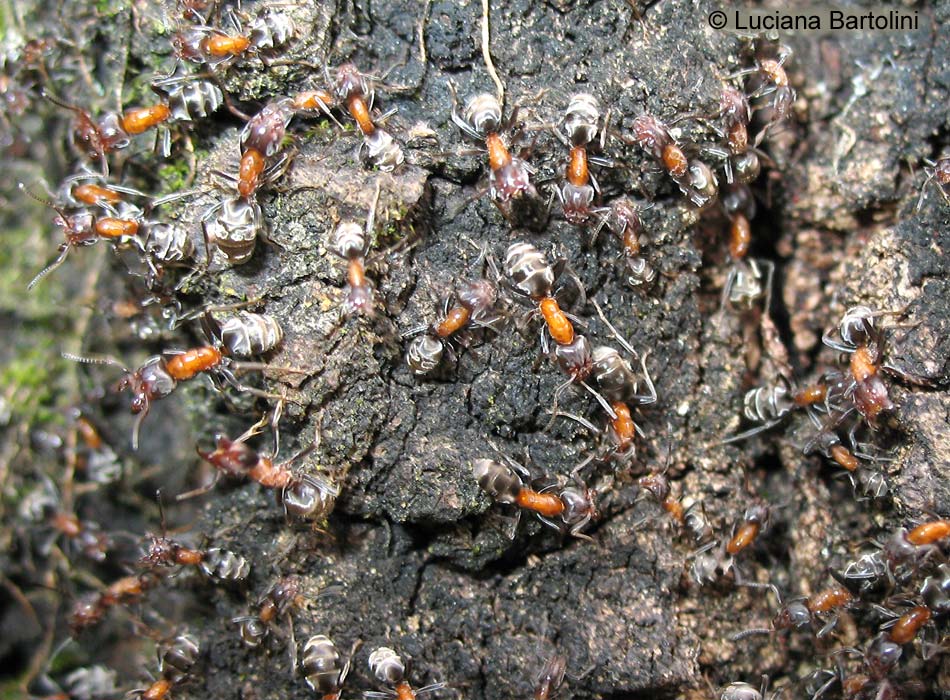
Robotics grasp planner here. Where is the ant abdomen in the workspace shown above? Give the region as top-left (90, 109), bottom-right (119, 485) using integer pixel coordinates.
top-left (473, 459), bottom-right (523, 504)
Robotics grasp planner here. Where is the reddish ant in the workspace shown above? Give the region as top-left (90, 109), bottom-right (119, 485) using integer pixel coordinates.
top-left (720, 214), bottom-right (773, 319)
top-left (504, 242), bottom-right (616, 422)
top-left (173, 7), bottom-right (255, 69)
top-left (22, 183), bottom-right (143, 289)
top-left (233, 575), bottom-right (307, 663)
top-left (404, 253), bottom-right (503, 375)
top-left (330, 63), bottom-right (404, 170)
top-left (301, 636), bottom-right (360, 700)
top-left (328, 183), bottom-right (381, 317)
top-left (451, 90), bottom-right (537, 219)
top-left (127, 633), bottom-right (200, 700)
top-left (734, 583), bottom-right (854, 640)
top-left (473, 456), bottom-right (598, 540)
top-left (64, 316), bottom-right (302, 448)
top-left (730, 43), bottom-right (796, 146)
top-left (597, 198), bottom-right (656, 289)
top-left (237, 97), bottom-right (297, 199)
top-left (552, 93), bottom-right (610, 225)
top-left (189, 415), bottom-right (339, 522)
top-left (139, 497), bottom-right (250, 584)
top-left (365, 646), bottom-right (446, 700)
top-left (626, 113), bottom-right (719, 210)
top-left (69, 573), bottom-right (157, 635)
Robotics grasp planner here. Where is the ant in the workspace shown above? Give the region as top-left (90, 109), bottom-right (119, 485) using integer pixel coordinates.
top-left (720, 213), bottom-right (774, 319)
top-left (69, 573), bottom-right (157, 635)
top-left (734, 583), bottom-right (854, 640)
top-left (552, 93), bottom-right (611, 225)
top-left (589, 299), bottom-right (657, 458)
top-left (233, 575), bottom-right (307, 653)
top-left (404, 251), bottom-right (503, 375)
top-left (533, 652), bottom-right (567, 700)
top-left (65, 315), bottom-right (303, 448)
top-left (328, 183), bottom-right (382, 317)
top-left (173, 7), bottom-right (255, 69)
top-left (822, 306), bottom-right (926, 426)
top-left (451, 90), bottom-right (537, 219)
top-left (139, 497), bottom-right (250, 584)
top-left (473, 456), bottom-right (598, 540)
top-left (189, 415), bottom-right (339, 522)
top-left (597, 198), bottom-right (657, 289)
top-left (731, 42), bottom-right (796, 146)
top-left (202, 193), bottom-right (264, 265)
top-left (330, 63), bottom-right (404, 171)
top-left (365, 646), bottom-right (446, 700)
top-left (504, 242), bottom-right (616, 422)
top-left (915, 155), bottom-right (950, 211)
top-left (42, 91), bottom-right (171, 169)
top-left (22, 184), bottom-right (142, 289)
top-left (208, 310), bottom-right (284, 357)
top-left (127, 633), bottom-right (200, 700)
top-left (236, 97), bottom-right (301, 199)
top-left (301, 636), bottom-right (360, 700)
top-left (151, 64), bottom-right (225, 124)
top-left (626, 113), bottom-right (719, 210)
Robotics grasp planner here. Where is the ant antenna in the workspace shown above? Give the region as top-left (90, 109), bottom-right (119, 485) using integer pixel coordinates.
top-left (28, 245), bottom-right (71, 290)
top-left (62, 352), bottom-right (130, 372)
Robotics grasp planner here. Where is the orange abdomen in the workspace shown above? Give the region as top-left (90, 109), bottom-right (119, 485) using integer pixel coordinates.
top-left (95, 217), bottom-right (139, 238)
top-left (436, 305), bottom-right (471, 338)
top-left (76, 416), bottom-right (103, 449)
top-left (662, 143), bottom-right (687, 177)
top-left (53, 512), bottom-right (82, 538)
top-left (729, 213), bottom-right (751, 260)
top-left (176, 548), bottom-right (204, 566)
top-left (726, 521), bottom-right (760, 555)
top-left (906, 519), bottom-right (950, 546)
top-left (347, 259), bottom-right (366, 288)
top-left (850, 346), bottom-right (877, 382)
top-left (293, 89), bottom-right (334, 111)
top-left (793, 383), bottom-right (827, 406)
top-left (238, 149), bottom-right (265, 199)
top-left (623, 227), bottom-right (640, 256)
top-left (567, 146), bottom-right (589, 187)
top-left (142, 679), bottom-right (172, 700)
top-left (829, 445), bottom-right (859, 472)
top-left (346, 95), bottom-right (375, 135)
top-left (610, 401), bottom-right (635, 449)
top-left (517, 489), bottom-right (565, 518)
top-left (73, 183), bottom-right (122, 206)
top-left (165, 346), bottom-right (223, 380)
top-left (806, 586), bottom-right (852, 613)
top-left (486, 133), bottom-right (512, 172)
top-left (121, 104), bottom-right (171, 134)
top-left (201, 32), bottom-right (250, 57)
top-left (395, 682), bottom-right (415, 700)
top-left (540, 297), bottom-right (574, 346)
top-left (663, 497), bottom-right (685, 524)
top-left (249, 457), bottom-right (293, 489)
top-left (889, 606), bottom-right (931, 644)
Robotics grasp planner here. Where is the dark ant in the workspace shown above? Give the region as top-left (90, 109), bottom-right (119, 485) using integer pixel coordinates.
top-left (328, 183), bottom-right (381, 317)
top-left (151, 65), bottom-right (225, 124)
top-left (301, 636), bottom-right (360, 700)
top-left (331, 63), bottom-right (403, 170)
top-left (127, 633), bottom-right (200, 700)
top-left (533, 652), bottom-right (567, 700)
top-left (731, 43), bottom-right (796, 145)
top-left (637, 471), bottom-right (686, 527)
top-left (504, 242), bottom-right (616, 422)
top-left (596, 198), bottom-right (657, 289)
top-left (209, 311), bottom-right (284, 357)
top-left (473, 456), bottom-right (598, 540)
top-left (365, 646), bottom-right (446, 700)
top-left (451, 90), bottom-right (537, 218)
